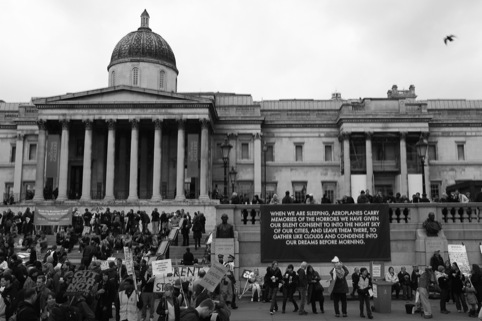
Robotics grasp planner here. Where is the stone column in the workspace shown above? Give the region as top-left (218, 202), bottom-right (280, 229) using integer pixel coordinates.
top-left (175, 119), bottom-right (186, 201)
top-left (80, 119), bottom-right (93, 201)
top-left (399, 132), bottom-right (408, 197)
top-left (104, 119), bottom-right (116, 201)
top-left (127, 119), bottom-right (139, 201)
top-left (151, 119), bottom-right (163, 201)
top-left (254, 133), bottom-right (262, 197)
top-left (342, 132), bottom-right (351, 197)
top-left (33, 120), bottom-right (47, 202)
top-left (13, 133), bottom-right (25, 202)
top-left (365, 132), bottom-right (373, 193)
top-left (57, 120), bottom-right (70, 201)
top-left (199, 119), bottom-right (210, 201)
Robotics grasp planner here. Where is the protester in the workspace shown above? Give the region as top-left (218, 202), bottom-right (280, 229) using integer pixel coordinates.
top-left (357, 267), bottom-right (373, 319)
top-left (330, 256), bottom-right (349, 317)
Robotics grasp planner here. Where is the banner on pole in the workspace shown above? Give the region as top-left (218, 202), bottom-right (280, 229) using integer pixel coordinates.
top-left (260, 204), bottom-right (391, 262)
top-left (153, 265), bottom-right (209, 293)
top-left (46, 134), bottom-right (60, 183)
top-left (34, 206), bottom-right (72, 226)
top-left (124, 247), bottom-right (134, 275)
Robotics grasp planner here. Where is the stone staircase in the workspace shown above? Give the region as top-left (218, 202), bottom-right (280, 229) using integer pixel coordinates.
top-left (168, 245), bottom-right (206, 264)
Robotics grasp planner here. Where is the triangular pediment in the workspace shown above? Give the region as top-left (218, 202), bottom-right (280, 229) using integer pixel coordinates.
top-left (32, 85), bottom-right (212, 105)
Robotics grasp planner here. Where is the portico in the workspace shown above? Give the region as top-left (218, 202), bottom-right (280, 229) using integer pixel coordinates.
top-left (31, 86), bottom-right (216, 202)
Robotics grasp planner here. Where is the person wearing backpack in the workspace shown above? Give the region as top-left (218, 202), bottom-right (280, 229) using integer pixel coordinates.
top-left (15, 288), bottom-right (38, 321)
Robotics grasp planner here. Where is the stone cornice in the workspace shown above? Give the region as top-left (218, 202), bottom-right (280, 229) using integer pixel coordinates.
top-left (263, 123), bottom-right (337, 128)
top-left (429, 122), bottom-right (482, 127)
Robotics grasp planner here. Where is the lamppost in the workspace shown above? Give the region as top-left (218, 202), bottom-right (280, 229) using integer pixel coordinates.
top-left (416, 135), bottom-right (428, 196)
top-left (263, 142), bottom-right (267, 202)
top-left (220, 138), bottom-right (232, 202)
top-left (229, 167), bottom-right (237, 194)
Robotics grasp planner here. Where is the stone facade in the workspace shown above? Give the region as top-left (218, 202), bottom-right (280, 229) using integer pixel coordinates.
top-left (1, 11), bottom-right (482, 205)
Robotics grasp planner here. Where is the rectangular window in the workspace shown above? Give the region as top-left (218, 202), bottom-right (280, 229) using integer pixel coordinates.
top-left (265, 144), bottom-right (274, 162)
top-left (265, 183), bottom-right (277, 203)
top-left (457, 143), bottom-right (465, 161)
top-left (241, 143), bottom-right (249, 160)
top-left (430, 182), bottom-right (440, 201)
top-left (322, 182), bottom-right (337, 203)
top-left (428, 144), bottom-right (437, 160)
top-left (10, 146), bottom-right (16, 163)
top-left (295, 145), bottom-right (303, 162)
top-left (292, 182), bottom-right (307, 203)
top-left (324, 144), bottom-right (333, 162)
top-left (28, 144), bottom-right (37, 161)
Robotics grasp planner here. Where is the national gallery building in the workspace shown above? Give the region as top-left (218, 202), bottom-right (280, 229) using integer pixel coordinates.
top-left (1, 11), bottom-right (482, 206)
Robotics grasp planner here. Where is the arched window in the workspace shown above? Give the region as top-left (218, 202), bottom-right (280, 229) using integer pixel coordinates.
top-left (159, 70), bottom-right (165, 89)
top-left (132, 67), bottom-right (139, 86)
top-left (111, 71), bottom-right (115, 86)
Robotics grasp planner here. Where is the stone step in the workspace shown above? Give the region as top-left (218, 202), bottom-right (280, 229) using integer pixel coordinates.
top-left (169, 245), bottom-right (206, 264)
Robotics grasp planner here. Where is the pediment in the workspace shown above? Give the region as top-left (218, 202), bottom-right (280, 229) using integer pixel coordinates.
top-left (32, 85), bottom-right (212, 106)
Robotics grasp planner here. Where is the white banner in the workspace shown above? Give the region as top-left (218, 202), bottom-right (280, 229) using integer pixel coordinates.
top-left (152, 259), bottom-right (172, 276)
top-left (124, 247), bottom-right (134, 275)
top-left (448, 244), bottom-right (471, 275)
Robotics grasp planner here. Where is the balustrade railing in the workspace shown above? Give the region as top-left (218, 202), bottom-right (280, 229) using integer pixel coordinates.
top-left (229, 203), bottom-right (482, 226)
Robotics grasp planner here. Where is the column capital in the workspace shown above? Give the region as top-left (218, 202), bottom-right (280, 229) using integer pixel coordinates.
top-left (16, 133), bottom-right (24, 140)
top-left (340, 131), bottom-right (351, 140)
top-left (153, 118), bottom-right (163, 129)
top-left (400, 131), bottom-right (408, 139)
top-left (227, 132), bottom-right (238, 138)
top-left (129, 118), bottom-right (139, 129)
top-left (60, 119), bottom-right (70, 130)
top-left (365, 131), bottom-right (373, 139)
top-left (176, 119), bottom-right (186, 129)
top-left (107, 119), bottom-right (116, 130)
top-left (37, 119), bottom-right (47, 130)
top-left (83, 119), bottom-right (93, 130)
top-left (253, 132), bottom-right (262, 140)
top-left (200, 118), bottom-right (210, 129)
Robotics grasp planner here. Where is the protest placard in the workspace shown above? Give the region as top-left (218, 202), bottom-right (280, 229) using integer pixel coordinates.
top-left (153, 265), bottom-right (209, 293)
top-left (66, 270), bottom-right (98, 295)
top-left (152, 259), bottom-right (172, 276)
top-left (124, 247), bottom-right (134, 275)
top-left (448, 244), bottom-right (471, 275)
top-left (82, 226), bottom-right (91, 236)
top-left (199, 262), bottom-right (228, 292)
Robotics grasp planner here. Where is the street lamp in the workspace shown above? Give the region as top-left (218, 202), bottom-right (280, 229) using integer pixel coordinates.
top-left (263, 143), bottom-right (268, 202)
top-left (229, 167), bottom-right (237, 194)
top-left (220, 138), bottom-right (232, 201)
top-left (416, 135), bottom-right (428, 196)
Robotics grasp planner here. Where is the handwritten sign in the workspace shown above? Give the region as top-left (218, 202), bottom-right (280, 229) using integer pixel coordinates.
top-left (152, 259), bottom-right (172, 276)
top-left (82, 226), bottom-right (91, 236)
top-left (124, 247), bottom-right (134, 275)
top-left (448, 244), bottom-right (471, 275)
top-left (199, 262), bottom-right (228, 292)
top-left (66, 270), bottom-right (98, 295)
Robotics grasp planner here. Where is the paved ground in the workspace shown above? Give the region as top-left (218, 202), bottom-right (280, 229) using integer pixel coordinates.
top-left (124, 296), bottom-right (474, 321)
top-left (228, 297), bottom-right (474, 321)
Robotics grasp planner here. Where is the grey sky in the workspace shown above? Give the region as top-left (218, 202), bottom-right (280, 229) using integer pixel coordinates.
top-left (1, 0), bottom-right (481, 102)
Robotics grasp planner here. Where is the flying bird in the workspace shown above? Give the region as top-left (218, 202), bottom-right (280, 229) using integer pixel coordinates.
top-left (444, 35), bottom-right (456, 45)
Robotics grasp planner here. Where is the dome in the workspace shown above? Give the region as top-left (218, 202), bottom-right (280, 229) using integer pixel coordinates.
top-left (108, 10), bottom-right (177, 73)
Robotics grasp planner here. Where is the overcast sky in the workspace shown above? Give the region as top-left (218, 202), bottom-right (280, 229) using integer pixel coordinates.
top-left (1, 0), bottom-right (481, 103)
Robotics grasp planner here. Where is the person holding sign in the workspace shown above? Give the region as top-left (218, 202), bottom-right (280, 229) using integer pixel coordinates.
top-left (119, 278), bottom-right (142, 321)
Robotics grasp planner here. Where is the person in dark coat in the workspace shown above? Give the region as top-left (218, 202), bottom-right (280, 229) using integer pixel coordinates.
top-left (329, 256), bottom-right (349, 317)
top-left (157, 283), bottom-right (181, 321)
top-left (307, 265), bottom-right (324, 314)
top-left (430, 250), bottom-right (444, 272)
top-left (297, 261), bottom-right (308, 315)
top-left (282, 191), bottom-right (293, 204)
top-left (1, 274), bottom-right (19, 321)
top-left (281, 264), bottom-right (299, 313)
top-left (470, 264), bottom-right (482, 308)
top-left (266, 261), bottom-right (283, 315)
top-left (15, 288), bottom-right (38, 321)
